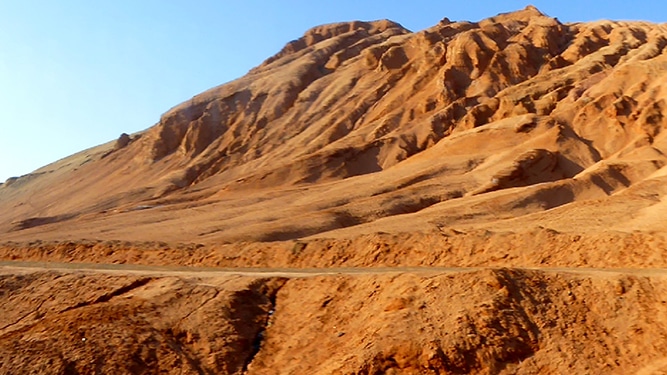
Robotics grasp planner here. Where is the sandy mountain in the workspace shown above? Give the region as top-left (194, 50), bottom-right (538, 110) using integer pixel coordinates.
top-left (3, 6), bottom-right (667, 250)
top-left (7, 6), bottom-right (667, 375)
top-left (3, 7), bottom-right (667, 253)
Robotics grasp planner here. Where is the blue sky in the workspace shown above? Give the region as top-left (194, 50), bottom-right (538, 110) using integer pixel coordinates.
top-left (2, 1), bottom-right (667, 182)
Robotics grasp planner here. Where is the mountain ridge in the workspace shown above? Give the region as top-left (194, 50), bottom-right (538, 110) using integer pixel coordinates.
top-left (2, 6), bottom-right (667, 247)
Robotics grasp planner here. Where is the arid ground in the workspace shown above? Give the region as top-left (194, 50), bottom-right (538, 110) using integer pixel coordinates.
top-left (3, 6), bottom-right (667, 374)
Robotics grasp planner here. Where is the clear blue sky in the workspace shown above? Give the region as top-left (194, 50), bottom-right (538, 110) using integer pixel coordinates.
top-left (1, 1), bottom-right (666, 182)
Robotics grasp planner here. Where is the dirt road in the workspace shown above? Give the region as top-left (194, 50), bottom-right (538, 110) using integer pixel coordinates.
top-left (4, 260), bottom-right (667, 278)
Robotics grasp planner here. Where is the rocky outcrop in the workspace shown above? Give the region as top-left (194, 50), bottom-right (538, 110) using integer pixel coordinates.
top-left (4, 268), bottom-right (667, 374)
top-left (114, 133), bottom-right (131, 150)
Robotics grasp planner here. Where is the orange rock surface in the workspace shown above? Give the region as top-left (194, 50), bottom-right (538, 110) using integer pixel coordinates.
top-left (3, 6), bottom-right (667, 374)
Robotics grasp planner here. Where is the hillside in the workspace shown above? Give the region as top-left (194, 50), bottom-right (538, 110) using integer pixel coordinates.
top-left (4, 6), bottom-right (667, 374)
top-left (1, 6), bottom-right (667, 251)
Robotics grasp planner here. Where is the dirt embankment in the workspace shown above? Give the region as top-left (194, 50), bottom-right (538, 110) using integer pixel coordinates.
top-left (2, 228), bottom-right (667, 269)
top-left (2, 267), bottom-right (667, 374)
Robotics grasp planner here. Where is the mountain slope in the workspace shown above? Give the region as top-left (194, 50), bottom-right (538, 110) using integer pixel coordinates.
top-left (2, 6), bottom-right (667, 247)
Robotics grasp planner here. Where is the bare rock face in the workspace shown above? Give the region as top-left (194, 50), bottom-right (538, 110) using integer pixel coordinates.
top-left (4, 7), bottom-right (667, 243)
top-left (473, 149), bottom-right (562, 195)
top-left (6, 7), bottom-right (667, 374)
top-left (0, 272), bottom-right (284, 374)
top-left (114, 133), bottom-right (131, 149)
top-left (4, 269), bottom-right (667, 374)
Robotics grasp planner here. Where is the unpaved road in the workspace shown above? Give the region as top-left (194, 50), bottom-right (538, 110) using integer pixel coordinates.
top-left (3, 260), bottom-right (667, 278)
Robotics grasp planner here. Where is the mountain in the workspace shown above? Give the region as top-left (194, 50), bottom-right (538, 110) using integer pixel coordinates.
top-left (7, 7), bottom-right (667, 374)
top-left (2, 6), bottom-right (667, 264)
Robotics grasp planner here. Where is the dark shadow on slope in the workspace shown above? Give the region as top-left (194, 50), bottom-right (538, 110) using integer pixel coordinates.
top-left (10, 214), bottom-right (78, 232)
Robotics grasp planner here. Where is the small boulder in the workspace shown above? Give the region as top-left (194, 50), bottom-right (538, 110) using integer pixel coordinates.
top-left (114, 133), bottom-right (131, 150)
